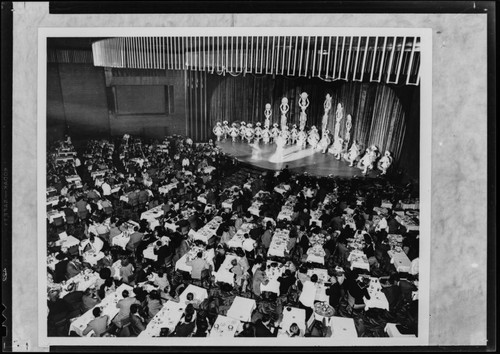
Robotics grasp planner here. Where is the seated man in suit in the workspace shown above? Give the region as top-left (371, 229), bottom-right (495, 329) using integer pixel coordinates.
top-left (129, 303), bottom-right (146, 336)
top-left (82, 307), bottom-right (109, 337)
top-left (112, 289), bottom-right (140, 328)
top-left (254, 314), bottom-right (278, 337)
top-left (126, 226), bottom-right (144, 252)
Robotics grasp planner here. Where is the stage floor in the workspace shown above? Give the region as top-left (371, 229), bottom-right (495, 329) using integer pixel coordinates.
top-left (216, 140), bottom-right (372, 178)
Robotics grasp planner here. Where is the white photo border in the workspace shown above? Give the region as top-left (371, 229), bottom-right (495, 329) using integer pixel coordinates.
top-left (38, 26), bottom-right (432, 348)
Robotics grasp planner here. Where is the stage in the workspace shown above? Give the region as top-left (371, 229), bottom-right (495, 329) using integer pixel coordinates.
top-left (216, 140), bottom-right (374, 178)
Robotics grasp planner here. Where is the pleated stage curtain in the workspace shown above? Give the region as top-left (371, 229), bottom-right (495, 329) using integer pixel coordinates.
top-left (185, 69), bottom-right (209, 142)
top-left (205, 73), bottom-right (417, 166)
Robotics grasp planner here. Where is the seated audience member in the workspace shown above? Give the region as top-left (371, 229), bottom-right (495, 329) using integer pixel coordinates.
top-left (82, 307), bottom-right (109, 337)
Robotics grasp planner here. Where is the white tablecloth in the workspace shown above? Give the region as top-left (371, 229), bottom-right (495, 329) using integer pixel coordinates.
top-left (65, 175), bottom-right (81, 183)
top-left (260, 264), bottom-right (286, 295)
top-left (248, 201), bottom-right (263, 216)
top-left (226, 223), bottom-right (256, 249)
top-left (179, 284), bottom-right (208, 304)
top-left (138, 300), bottom-right (186, 337)
top-left (226, 296), bottom-right (256, 323)
top-left (90, 170), bottom-right (108, 179)
top-left (387, 249), bottom-right (412, 273)
top-left (82, 251), bottom-right (105, 266)
top-left (111, 233), bottom-right (130, 250)
top-left (280, 306), bottom-right (306, 332)
top-left (330, 316), bottom-right (358, 338)
top-left (347, 250), bottom-right (370, 271)
top-left (47, 196), bottom-right (60, 207)
top-left (307, 268), bottom-right (330, 284)
top-left (213, 254), bottom-right (239, 284)
top-left (384, 323), bottom-right (416, 337)
top-left (192, 216), bottom-right (223, 244)
top-left (175, 247), bottom-right (215, 273)
top-left (140, 204), bottom-right (164, 229)
top-left (69, 284), bottom-right (133, 336)
top-left (143, 245), bottom-right (158, 261)
top-left (364, 278), bottom-right (389, 311)
top-left (159, 183), bottom-right (177, 195)
top-left (60, 270), bottom-right (100, 298)
top-left (267, 229), bottom-right (290, 258)
top-left (47, 210), bottom-right (65, 223)
top-left (57, 235), bottom-right (80, 250)
top-left (208, 315), bottom-right (241, 338)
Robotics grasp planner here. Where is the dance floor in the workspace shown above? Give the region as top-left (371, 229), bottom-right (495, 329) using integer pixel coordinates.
top-left (216, 140), bottom-right (373, 178)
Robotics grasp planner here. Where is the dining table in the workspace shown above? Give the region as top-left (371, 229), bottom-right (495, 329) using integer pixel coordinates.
top-left (226, 296), bottom-right (256, 323)
top-left (69, 283), bottom-right (133, 336)
top-left (138, 300), bottom-right (187, 338)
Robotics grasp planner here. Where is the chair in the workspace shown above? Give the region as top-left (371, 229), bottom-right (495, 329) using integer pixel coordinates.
top-left (53, 216), bottom-right (65, 228)
top-left (66, 214), bottom-right (77, 225)
top-left (347, 291), bottom-right (366, 311)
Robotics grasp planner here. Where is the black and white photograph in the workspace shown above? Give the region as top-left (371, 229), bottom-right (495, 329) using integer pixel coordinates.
top-left (38, 27), bottom-right (431, 346)
top-left (5, 2), bottom-right (494, 351)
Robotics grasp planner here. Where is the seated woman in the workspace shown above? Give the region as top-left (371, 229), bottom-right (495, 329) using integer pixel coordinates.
top-left (172, 305), bottom-right (197, 337)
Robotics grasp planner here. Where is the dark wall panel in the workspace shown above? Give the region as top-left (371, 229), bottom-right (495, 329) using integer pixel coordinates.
top-left (57, 63), bottom-right (109, 139)
top-left (46, 63), bottom-right (66, 141)
top-left (46, 65), bottom-right (188, 142)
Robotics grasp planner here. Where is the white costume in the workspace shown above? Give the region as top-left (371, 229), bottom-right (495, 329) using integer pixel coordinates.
top-left (322, 94), bottom-right (332, 133)
top-left (344, 140), bottom-right (361, 166)
top-left (239, 122), bottom-right (247, 141)
top-left (222, 121), bottom-right (230, 140)
top-left (328, 137), bottom-right (343, 159)
top-left (358, 145), bottom-right (380, 175)
top-left (334, 103), bottom-right (344, 140)
top-left (262, 126), bottom-right (271, 144)
top-left (297, 128), bottom-right (308, 149)
top-left (280, 126), bottom-right (290, 145)
top-left (280, 97), bottom-right (289, 130)
top-left (290, 124), bottom-right (298, 145)
top-left (264, 103), bottom-right (272, 129)
top-left (377, 151), bottom-right (393, 175)
top-left (270, 123), bottom-right (280, 144)
top-left (298, 92), bottom-right (309, 131)
top-left (213, 122), bottom-right (224, 142)
top-left (317, 130), bottom-right (331, 154)
top-left (253, 122), bottom-right (263, 144)
top-left (229, 123), bottom-right (239, 142)
top-left (307, 126), bottom-right (320, 149)
top-left (245, 123), bottom-right (255, 144)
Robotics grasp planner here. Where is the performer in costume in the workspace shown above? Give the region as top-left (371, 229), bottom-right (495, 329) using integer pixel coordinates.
top-left (229, 123), bottom-right (239, 142)
top-left (239, 122), bottom-right (247, 142)
top-left (264, 103), bottom-right (272, 129)
top-left (357, 145), bottom-right (380, 175)
top-left (253, 122), bottom-right (263, 144)
top-left (321, 93), bottom-right (332, 133)
top-left (298, 92), bottom-right (310, 131)
top-left (270, 123), bottom-right (280, 144)
top-left (377, 150), bottom-right (393, 175)
top-left (290, 124), bottom-right (299, 145)
top-left (280, 125), bottom-right (290, 145)
top-left (307, 126), bottom-right (320, 149)
top-left (213, 122), bottom-right (224, 142)
top-left (280, 97), bottom-right (290, 130)
top-left (297, 127), bottom-right (308, 149)
top-left (328, 137), bottom-right (343, 160)
top-left (317, 130), bottom-right (331, 154)
top-left (222, 120), bottom-right (230, 141)
top-left (344, 140), bottom-right (361, 166)
top-left (245, 123), bottom-right (255, 144)
top-left (344, 114), bottom-right (352, 146)
top-left (262, 125), bottom-right (271, 144)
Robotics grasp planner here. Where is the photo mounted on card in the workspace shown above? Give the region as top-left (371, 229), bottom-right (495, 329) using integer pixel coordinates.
top-left (38, 27), bottom-right (432, 347)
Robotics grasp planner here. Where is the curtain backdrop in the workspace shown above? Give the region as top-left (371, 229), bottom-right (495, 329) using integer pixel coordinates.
top-left (206, 73), bottom-right (418, 167)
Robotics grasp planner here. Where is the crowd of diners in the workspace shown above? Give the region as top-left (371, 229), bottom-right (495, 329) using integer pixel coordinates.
top-left (46, 133), bottom-right (420, 338)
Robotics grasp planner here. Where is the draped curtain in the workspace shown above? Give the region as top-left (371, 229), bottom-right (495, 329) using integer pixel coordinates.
top-left (206, 73), bottom-right (417, 165)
